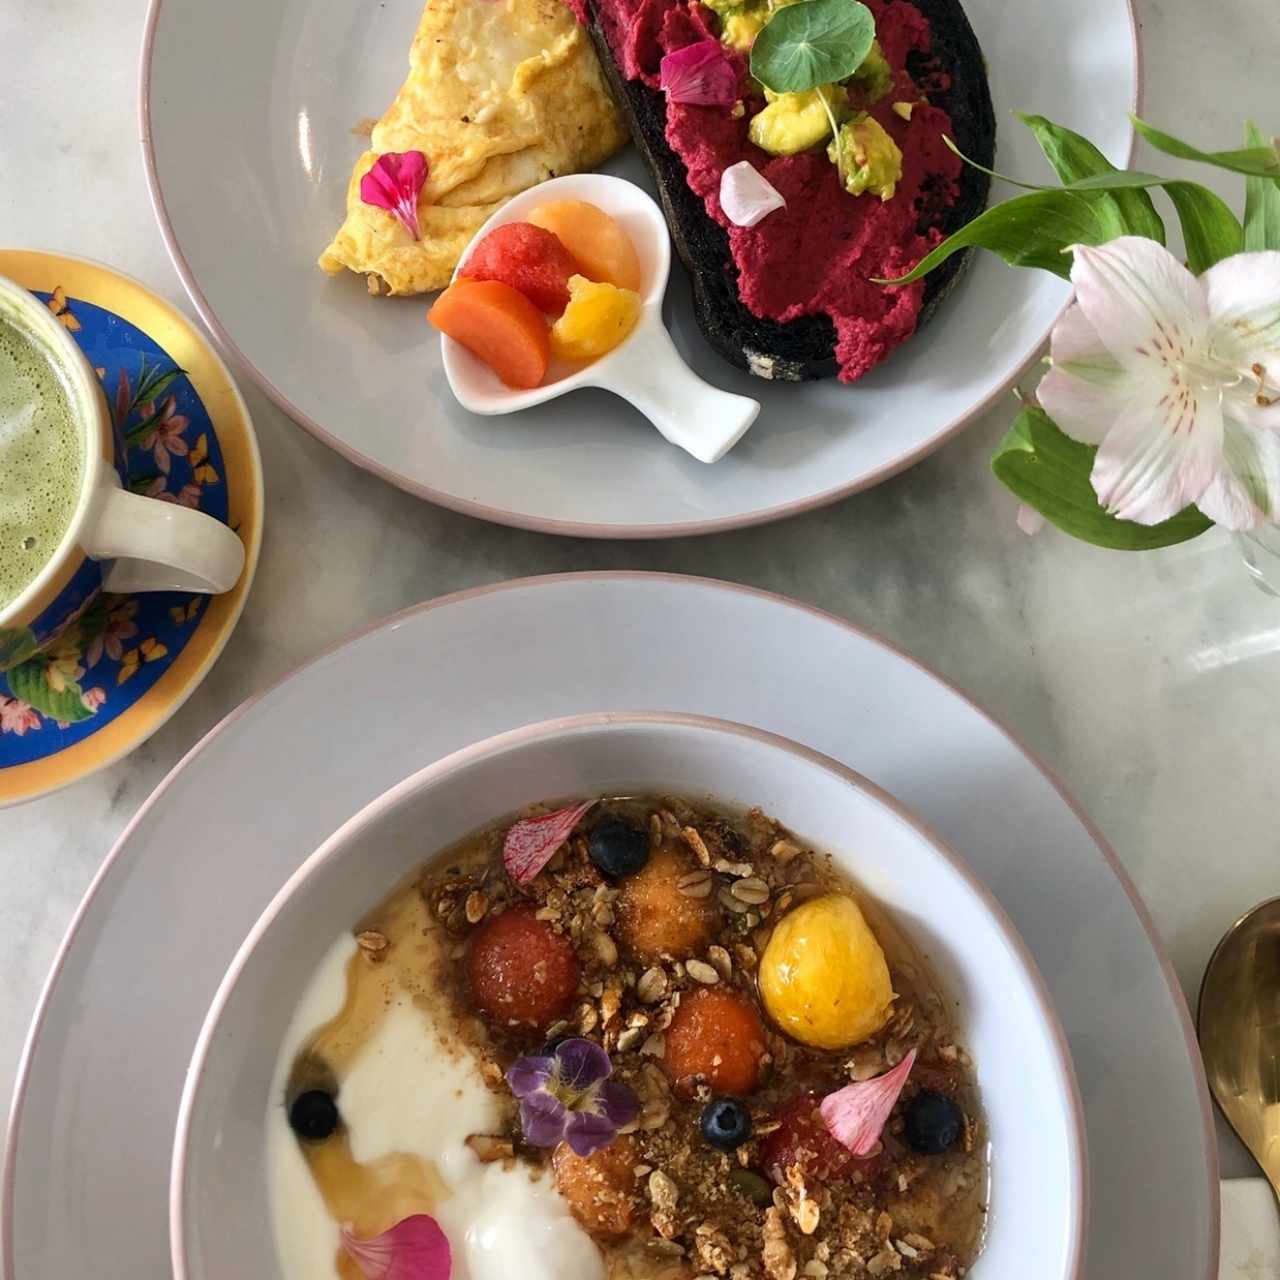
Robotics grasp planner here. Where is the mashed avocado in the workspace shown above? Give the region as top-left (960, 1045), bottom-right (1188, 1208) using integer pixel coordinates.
top-left (827, 113), bottom-right (903, 199)
top-left (748, 84), bottom-right (846, 155)
top-left (850, 39), bottom-right (894, 102)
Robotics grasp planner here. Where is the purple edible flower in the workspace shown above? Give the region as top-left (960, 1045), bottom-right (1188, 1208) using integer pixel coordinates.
top-left (506, 1038), bottom-right (639, 1157)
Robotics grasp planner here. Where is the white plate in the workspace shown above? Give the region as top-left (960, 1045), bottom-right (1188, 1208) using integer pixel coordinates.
top-left (2, 573), bottom-right (1215, 1280)
top-left (140, 0), bottom-right (1138, 537)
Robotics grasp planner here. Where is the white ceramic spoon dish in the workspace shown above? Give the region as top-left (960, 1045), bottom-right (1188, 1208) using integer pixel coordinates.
top-left (443, 174), bottom-right (760, 463)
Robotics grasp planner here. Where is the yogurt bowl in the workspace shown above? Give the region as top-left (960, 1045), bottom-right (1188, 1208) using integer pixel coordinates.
top-left (171, 712), bottom-right (1085, 1280)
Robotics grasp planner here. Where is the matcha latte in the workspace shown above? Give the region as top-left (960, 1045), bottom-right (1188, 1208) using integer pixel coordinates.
top-left (0, 308), bottom-right (84, 612)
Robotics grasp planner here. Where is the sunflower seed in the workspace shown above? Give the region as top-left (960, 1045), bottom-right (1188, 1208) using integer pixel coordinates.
top-left (465, 891), bottom-right (489, 924)
top-left (637, 966), bottom-right (669, 1003)
top-left (686, 959), bottom-right (720, 985)
top-left (707, 945), bottom-right (733, 981)
top-left (681, 827), bottom-right (713, 867)
top-left (590, 929), bottom-right (619, 966)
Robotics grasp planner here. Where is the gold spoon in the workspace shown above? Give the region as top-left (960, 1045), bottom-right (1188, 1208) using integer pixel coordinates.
top-left (1198, 896), bottom-right (1280, 1200)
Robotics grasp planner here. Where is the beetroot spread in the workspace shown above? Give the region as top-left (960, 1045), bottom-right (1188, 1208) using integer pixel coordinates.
top-left (575, 0), bottom-right (965, 381)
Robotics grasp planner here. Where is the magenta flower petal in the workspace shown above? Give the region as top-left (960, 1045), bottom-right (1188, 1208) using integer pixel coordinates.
top-left (359, 151), bottom-right (429, 240)
top-left (819, 1049), bottom-right (916, 1157)
top-left (519, 1090), bottom-right (570, 1148)
top-left (502, 801), bottom-right (595, 885)
top-left (340, 1214), bottom-right (451, 1280)
top-left (660, 39), bottom-right (739, 106)
top-left (554, 1037), bottom-right (611, 1091)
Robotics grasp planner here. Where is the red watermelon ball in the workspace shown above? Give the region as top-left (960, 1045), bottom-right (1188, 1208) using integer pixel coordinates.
top-left (460, 222), bottom-right (582, 315)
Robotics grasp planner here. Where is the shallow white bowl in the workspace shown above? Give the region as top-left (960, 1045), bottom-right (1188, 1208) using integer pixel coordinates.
top-left (172, 712), bottom-right (1085, 1280)
top-left (142, 0), bottom-right (1138, 535)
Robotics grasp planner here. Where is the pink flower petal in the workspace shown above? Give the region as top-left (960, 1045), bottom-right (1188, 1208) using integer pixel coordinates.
top-left (340, 1214), bottom-right (451, 1280)
top-left (360, 152), bottom-right (429, 240)
top-left (719, 162), bottom-right (786, 228)
top-left (503, 801), bottom-right (595, 885)
top-left (660, 40), bottom-right (739, 106)
top-left (1016, 503), bottom-right (1046, 536)
top-left (819, 1049), bottom-right (916, 1157)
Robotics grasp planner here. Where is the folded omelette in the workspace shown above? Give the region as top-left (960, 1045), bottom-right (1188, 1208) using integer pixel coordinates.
top-left (319, 0), bottom-right (628, 296)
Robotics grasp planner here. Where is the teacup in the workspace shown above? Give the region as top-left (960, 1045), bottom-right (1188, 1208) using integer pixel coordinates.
top-left (0, 273), bottom-right (245, 671)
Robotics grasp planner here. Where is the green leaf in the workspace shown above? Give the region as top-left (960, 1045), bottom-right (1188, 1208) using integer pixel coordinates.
top-left (1018, 113), bottom-right (1165, 244)
top-left (992, 406), bottom-right (1213, 550)
top-left (1243, 121), bottom-right (1280, 251)
top-left (877, 188), bottom-right (1127, 284)
top-left (1163, 181), bottom-right (1243, 272)
top-left (1131, 116), bottom-right (1280, 177)
top-left (0, 627), bottom-right (39, 673)
top-left (5, 661), bottom-right (94, 723)
top-left (749, 0), bottom-right (875, 94)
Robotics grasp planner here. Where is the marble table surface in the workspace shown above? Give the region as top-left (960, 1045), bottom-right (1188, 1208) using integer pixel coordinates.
top-left (2, 0), bottom-right (1278, 1186)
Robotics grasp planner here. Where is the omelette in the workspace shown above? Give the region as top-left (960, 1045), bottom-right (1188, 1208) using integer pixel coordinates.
top-left (318, 0), bottom-right (628, 296)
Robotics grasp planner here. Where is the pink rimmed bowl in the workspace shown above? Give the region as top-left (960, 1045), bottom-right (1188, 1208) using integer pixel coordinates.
top-left (171, 712), bottom-right (1086, 1280)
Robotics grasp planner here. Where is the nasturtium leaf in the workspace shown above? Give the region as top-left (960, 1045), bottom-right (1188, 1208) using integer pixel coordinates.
top-left (750, 0), bottom-right (875, 95)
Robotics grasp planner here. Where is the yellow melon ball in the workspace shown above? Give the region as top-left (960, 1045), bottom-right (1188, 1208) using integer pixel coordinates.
top-left (758, 893), bottom-right (894, 1049)
top-left (549, 275), bottom-right (641, 362)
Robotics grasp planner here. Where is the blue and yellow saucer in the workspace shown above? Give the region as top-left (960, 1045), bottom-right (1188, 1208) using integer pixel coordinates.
top-left (0, 252), bottom-right (262, 806)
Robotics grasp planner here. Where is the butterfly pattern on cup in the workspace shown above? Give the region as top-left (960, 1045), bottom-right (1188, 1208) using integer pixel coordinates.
top-left (0, 287), bottom-right (232, 762)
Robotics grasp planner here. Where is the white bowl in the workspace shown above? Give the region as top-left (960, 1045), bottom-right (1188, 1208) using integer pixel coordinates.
top-left (442, 174), bottom-right (760, 464)
top-left (172, 712), bottom-right (1086, 1280)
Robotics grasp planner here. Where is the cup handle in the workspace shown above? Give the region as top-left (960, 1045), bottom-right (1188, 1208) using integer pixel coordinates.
top-left (593, 314), bottom-right (760, 464)
top-left (87, 485), bottom-right (246, 595)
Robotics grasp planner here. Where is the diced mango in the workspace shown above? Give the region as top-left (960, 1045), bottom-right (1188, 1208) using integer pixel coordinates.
top-left (549, 275), bottom-right (641, 362)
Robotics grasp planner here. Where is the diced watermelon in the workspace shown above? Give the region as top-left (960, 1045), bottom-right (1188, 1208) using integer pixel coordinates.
top-left (460, 222), bottom-right (582, 314)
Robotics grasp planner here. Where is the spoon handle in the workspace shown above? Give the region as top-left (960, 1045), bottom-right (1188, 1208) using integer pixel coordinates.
top-left (598, 314), bottom-right (759, 464)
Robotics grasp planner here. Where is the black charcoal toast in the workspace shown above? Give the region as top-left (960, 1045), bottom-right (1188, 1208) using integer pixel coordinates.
top-left (586, 0), bottom-right (995, 381)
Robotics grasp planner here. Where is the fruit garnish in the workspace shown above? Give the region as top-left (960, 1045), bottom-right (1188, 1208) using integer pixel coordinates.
top-left (614, 843), bottom-right (719, 963)
top-left (903, 1089), bottom-right (964, 1154)
top-left (663, 987), bottom-right (767, 1095)
top-left (340, 1214), bottom-right (451, 1280)
top-left (467, 905), bottom-right (580, 1031)
top-left (289, 1089), bottom-right (340, 1142)
top-left (700, 1096), bottom-right (753, 1151)
top-left (587, 818), bottom-right (650, 879)
top-left (506, 1037), bottom-right (640, 1157)
top-left (502, 801), bottom-right (595, 885)
top-left (428, 280), bottom-right (551, 390)
top-left (526, 201), bottom-right (642, 292)
top-left (719, 162), bottom-right (786, 227)
top-left (460, 223), bottom-right (582, 315)
top-left (818, 1049), bottom-right (916, 1157)
top-left (359, 152), bottom-right (429, 240)
top-left (758, 893), bottom-right (894, 1049)
top-left (549, 276), bottom-right (641, 362)
top-left (761, 1091), bottom-right (854, 1183)
top-left (659, 39), bottom-right (739, 107)
top-left (553, 1134), bottom-right (641, 1237)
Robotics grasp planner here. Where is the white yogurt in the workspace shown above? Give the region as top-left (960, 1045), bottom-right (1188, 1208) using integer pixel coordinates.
top-left (267, 934), bottom-right (606, 1280)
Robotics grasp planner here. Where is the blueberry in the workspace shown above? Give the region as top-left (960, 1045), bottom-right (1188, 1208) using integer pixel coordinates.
top-left (903, 1091), bottom-right (964, 1154)
top-left (701, 1097), bottom-right (752, 1151)
top-left (588, 818), bottom-right (650, 879)
top-left (289, 1089), bottom-right (340, 1142)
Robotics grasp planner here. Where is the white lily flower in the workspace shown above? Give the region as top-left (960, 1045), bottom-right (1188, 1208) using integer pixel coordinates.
top-left (1037, 236), bottom-right (1280, 530)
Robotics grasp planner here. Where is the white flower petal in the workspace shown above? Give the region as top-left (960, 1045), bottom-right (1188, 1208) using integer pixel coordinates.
top-left (1091, 380), bottom-right (1223, 525)
top-left (1039, 302), bottom-right (1140, 445)
top-left (1069, 237), bottom-right (1209, 373)
top-left (1202, 251), bottom-right (1280, 368)
top-left (1195, 410), bottom-right (1280, 531)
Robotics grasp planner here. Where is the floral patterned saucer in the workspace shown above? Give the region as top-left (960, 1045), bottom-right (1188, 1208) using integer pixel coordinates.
top-left (0, 252), bottom-right (262, 806)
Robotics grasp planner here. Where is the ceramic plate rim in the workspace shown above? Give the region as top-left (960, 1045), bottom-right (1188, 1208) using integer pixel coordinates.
top-left (137, 3), bottom-right (1143, 539)
top-left (2, 571), bottom-right (1215, 1280)
top-left (0, 249), bottom-right (264, 808)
